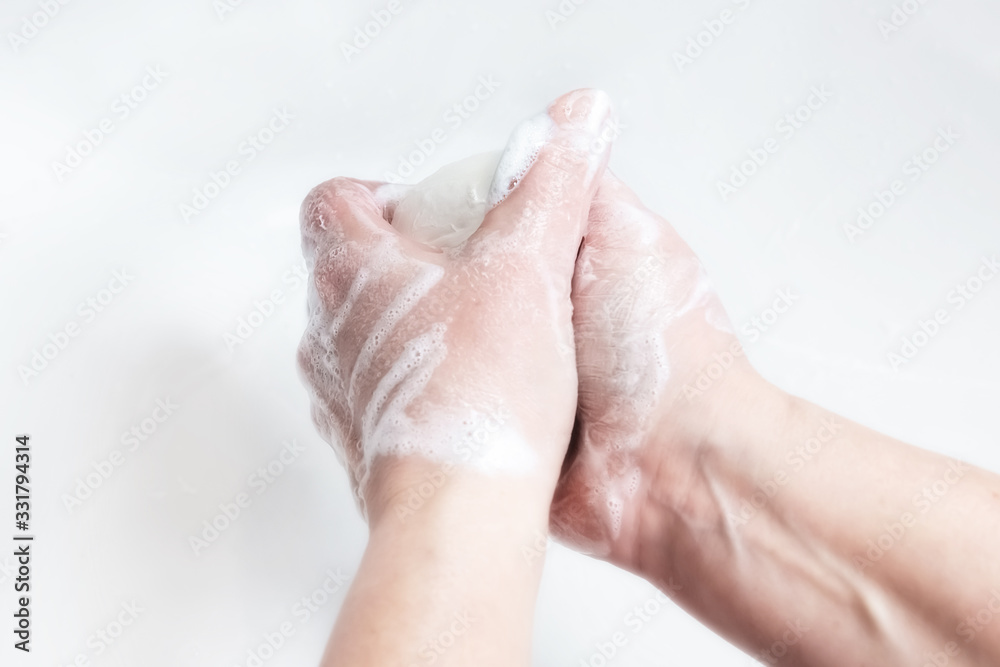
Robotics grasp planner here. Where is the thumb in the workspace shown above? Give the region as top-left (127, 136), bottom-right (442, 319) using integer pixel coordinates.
top-left (469, 89), bottom-right (614, 265)
top-left (300, 176), bottom-right (407, 312)
top-left (300, 176), bottom-right (393, 266)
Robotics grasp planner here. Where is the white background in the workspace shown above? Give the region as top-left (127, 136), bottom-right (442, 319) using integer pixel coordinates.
top-left (1, 0), bottom-right (999, 665)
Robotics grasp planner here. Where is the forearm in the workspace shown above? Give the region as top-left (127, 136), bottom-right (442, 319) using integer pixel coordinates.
top-left (321, 463), bottom-right (552, 667)
top-left (635, 379), bottom-right (1000, 665)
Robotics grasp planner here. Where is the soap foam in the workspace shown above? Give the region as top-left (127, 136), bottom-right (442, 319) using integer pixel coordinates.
top-left (487, 112), bottom-right (556, 209)
top-left (300, 241), bottom-right (542, 515)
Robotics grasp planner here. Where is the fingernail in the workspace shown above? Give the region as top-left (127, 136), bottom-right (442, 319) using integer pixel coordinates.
top-left (558, 89), bottom-right (611, 133)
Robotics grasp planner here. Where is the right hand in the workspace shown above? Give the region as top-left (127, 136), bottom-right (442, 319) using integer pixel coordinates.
top-left (550, 171), bottom-right (763, 563)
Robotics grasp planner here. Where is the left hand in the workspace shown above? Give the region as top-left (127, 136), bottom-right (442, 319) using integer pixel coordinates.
top-left (297, 89), bottom-right (614, 526)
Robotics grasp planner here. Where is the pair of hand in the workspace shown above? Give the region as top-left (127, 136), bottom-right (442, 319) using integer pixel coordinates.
top-left (296, 90), bottom-right (1000, 667)
top-left (296, 89), bottom-right (750, 564)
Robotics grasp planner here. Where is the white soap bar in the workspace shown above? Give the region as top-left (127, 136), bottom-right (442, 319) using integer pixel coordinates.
top-left (390, 112), bottom-right (555, 249)
top-left (390, 151), bottom-right (501, 249)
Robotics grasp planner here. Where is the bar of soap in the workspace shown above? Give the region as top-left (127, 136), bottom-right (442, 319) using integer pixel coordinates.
top-left (390, 151), bottom-right (501, 249)
top-left (390, 112), bottom-right (555, 249)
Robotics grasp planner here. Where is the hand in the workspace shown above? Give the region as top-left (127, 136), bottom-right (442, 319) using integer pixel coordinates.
top-left (550, 170), bottom-right (759, 563)
top-left (551, 172), bottom-right (1000, 666)
top-left (297, 89), bottom-right (614, 525)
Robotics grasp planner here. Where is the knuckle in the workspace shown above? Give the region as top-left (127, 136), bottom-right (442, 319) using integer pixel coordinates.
top-left (311, 242), bottom-right (363, 307)
top-left (300, 176), bottom-right (370, 239)
top-left (536, 142), bottom-right (589, 179)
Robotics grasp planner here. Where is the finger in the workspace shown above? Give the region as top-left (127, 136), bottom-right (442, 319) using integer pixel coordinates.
top-left (300, 176), bottom-right (393, 265)
top-left (372, 181), bottom-right (411, 226)
top-left (581, 171), bottom-right (726, 329)
top-left (587, 170), bottom-right (689, 254)
top-left (593, 169), bottom-right (643, 207)
top-left (470, 89), bottom-right (614, 265)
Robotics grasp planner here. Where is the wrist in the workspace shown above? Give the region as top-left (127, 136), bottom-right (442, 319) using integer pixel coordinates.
top-left (626, 370), bottom-right (795, 579)
top-left (328, 460), bottom-right (553, 667)
top-left (366, 456), bottom-right (554, 551)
